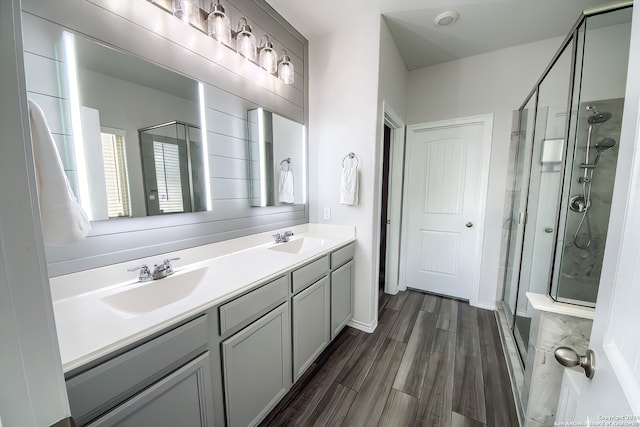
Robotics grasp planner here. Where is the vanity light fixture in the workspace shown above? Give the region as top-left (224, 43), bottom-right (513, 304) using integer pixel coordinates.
top-left (258, 35), bottom-right (277, 73)
top-left (235, 17), bottom-right (257, 62)
top-left (173, 0), bottom-right (200, 26)
top-left (277, 50), bottom-right (294, 84)
top-left (207, 0), bottom-right (231, 46)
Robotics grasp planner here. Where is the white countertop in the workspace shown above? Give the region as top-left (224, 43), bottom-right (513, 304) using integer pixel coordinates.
top-left (526, 292), bottom-right (595, 320)
top-left (50, 223), bottom-right (355, 373)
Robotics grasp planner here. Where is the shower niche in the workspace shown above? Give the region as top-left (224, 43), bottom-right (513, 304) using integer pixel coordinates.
top-left (500, 4), bottom-right (632, 362)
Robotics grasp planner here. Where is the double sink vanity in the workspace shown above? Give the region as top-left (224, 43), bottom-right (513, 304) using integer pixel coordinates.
top-left (50, 224), bottom-right (356, 426)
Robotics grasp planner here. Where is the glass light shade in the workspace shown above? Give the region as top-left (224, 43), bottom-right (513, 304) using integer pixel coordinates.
top-left (259, 36), bottom-right (277, 73)
top-left (278, 52), bottom-right (294, 84)
top-left (236, 18), bottom-right (257, 62)
top-left (207, 2), bottom-right (231, 46)
top-left (173, 0), bottom-right (200, 26)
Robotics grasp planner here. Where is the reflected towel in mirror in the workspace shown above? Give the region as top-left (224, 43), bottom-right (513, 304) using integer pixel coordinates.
top-left (278, 170), bottom-right (294, 203)
top-left (27, 99), bottom-right (91, 245)
top-left (340, 164), bottom-right (359, 206)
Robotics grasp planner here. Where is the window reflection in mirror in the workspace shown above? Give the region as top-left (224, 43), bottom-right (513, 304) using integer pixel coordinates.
top-left (248, 108), bottom-right (306, 207)
top-left (62, 31), bottom-right (211, 220)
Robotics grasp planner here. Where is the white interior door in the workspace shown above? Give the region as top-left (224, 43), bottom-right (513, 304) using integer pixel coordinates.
top-left (401, 115), bottom-right (492, 302)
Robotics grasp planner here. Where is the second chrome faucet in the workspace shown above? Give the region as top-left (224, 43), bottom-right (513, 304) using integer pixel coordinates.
top-left (273, 231), bottom-right (294, 243)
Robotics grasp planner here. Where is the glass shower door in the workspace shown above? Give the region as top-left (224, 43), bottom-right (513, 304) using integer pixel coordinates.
top-left (502, 95), bottom-right (536, 332)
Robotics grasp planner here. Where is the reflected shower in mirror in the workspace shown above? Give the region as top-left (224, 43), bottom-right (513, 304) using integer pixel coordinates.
top-left (247, 108), bottom-right (305, 206)
top-left (139, 121), bottom-right (207, 216)
top-left (61, 32), bottom-right (211, 220)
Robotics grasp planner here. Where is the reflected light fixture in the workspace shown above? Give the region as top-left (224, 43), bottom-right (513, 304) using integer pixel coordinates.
top-left (259, 35), bottom-right (277, 73)
top-left (235, 17), bottom-right (257, 62)
top-left (278, 50), bottom-right (294, 84)
top-left (207, 0), bottom-right (231, 46)
top-left (173, 0), bottom-right (200, 26)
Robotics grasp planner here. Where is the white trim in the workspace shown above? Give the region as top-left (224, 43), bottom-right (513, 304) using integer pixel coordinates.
top-left (474, 301), bottom-right (497, 311)
top-left (347, 318), bottom-right (378, 334)
top-left (399, 114), bottom-right (493, 308)
top-left (376, 100), bottom-right (406, 299)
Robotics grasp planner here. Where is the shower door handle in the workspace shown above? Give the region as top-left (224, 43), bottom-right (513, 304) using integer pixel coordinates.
top-left (465, 222), bottom-right (473, 228)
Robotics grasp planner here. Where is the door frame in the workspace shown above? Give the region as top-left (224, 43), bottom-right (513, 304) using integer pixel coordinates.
top-left (399, 114), bottom-right (493, 307)
top-left (374, 101), bottom-right (405, 297)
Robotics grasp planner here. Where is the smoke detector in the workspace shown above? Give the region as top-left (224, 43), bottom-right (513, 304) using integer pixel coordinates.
top-left (435, 11), bottom-right (460, 27)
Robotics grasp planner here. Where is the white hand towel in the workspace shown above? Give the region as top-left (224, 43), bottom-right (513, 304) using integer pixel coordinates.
top-left (340, 165), bottom-right (359, 205)
top-left (278, 170), bottom-right (295, 203)
top-left (28, 99), bottom-right (91, 245)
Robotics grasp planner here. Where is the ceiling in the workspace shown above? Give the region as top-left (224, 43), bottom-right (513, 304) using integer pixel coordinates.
top-left (266, 0), bottom-right (620, 70)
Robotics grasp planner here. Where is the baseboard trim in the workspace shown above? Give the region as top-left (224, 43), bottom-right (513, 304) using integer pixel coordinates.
top-left (51, 417), bottom-right (75, 427)
top-left (473, 301), bottom-right (497, 311)
top-left (347, 318), bottom-right (377, 333)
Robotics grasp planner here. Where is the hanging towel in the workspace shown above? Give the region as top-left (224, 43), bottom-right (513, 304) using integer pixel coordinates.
top-left (340, 164), bottom-right (359, 205)
top-left (278, 170), bottom-right (295, 203)
top-left (28, 99), bottom-right (91, 245)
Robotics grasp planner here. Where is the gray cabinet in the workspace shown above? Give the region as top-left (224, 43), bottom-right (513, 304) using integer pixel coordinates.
top-left (66, 315), bottom-right (211, 426)
top-left (221, 302), bottom-right (291, 427)
top-left (88, 352), bottom-right (215, 427)
top-left (67, 241), bottom-right (355, 427)
top-left (331, 259), bottom-right (354, 339)
top-left (292, 275), bottom-right (330, 381)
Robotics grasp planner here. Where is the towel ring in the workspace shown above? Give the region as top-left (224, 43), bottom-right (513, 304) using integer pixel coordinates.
top-left (342, 152), bottom-right (359, 168)
top-left (280, 157), bottom-right (291, 171)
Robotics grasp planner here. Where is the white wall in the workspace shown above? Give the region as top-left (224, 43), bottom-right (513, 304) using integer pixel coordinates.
top-left (307, 13), bottom-right (407, 331)
top-left (308, 9), bottom-right (384, 330)
top-left (378, 18), bottom-right (408, 120)
top-left (406, 37), bottom-right (564, 308)
top-left (0, 1), bottom-right (70, 425)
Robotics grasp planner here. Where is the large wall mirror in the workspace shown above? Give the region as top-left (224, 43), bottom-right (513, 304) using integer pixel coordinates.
top-left (22, 0), bottom-right (307, 275)
top-left (64, 33), bottom-right (210, 220)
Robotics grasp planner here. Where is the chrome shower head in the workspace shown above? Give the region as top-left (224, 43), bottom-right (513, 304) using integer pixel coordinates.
top-left (595, 137), bottom-right (616, 153)
top-left (592, 137), bottom-right (617, 166)
top-left (586, 105), bottom-right (612, 124)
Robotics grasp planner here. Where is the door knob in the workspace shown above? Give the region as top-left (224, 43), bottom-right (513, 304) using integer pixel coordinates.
top-left (554, 346), bottom-right (596, 379)
top-left (465, 222), bottom-right (473, 228)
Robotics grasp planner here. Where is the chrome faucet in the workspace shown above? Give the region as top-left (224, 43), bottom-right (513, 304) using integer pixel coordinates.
top-left (128, 264), bottom-right (153, 281)
top-left (273, 231), bottom-right (294, 243)
top-left (128, 257), bottom-right (180, 281)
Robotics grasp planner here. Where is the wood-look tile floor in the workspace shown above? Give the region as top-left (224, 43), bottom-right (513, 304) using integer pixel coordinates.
top-left (260, 290), bottom-right (519, 427)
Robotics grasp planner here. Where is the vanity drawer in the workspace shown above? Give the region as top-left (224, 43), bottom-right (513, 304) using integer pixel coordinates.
top-left (66, 315), bottom-right (208, 426)
top-left (331, 242), bottom-right (355, 269)
top-left (292, 255), bottom-right (330, 294)
top-left (219, 275), bottom-right (288, 336)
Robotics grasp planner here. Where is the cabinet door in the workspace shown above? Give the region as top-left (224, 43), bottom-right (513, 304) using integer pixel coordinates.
top-left (292, 276), bottom-right (330, 381)
top-left (331, 259), bottom-right (354, 339)
top-left (88, 352), bottom-right (214, 427)
top-left (222, 303), bottom-right (291, 427)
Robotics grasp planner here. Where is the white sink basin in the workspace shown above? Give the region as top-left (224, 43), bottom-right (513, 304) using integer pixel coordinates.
top-left (101, 267), bottom-right (209, 316)
top-left (268, 237), bottom-right (328, 254)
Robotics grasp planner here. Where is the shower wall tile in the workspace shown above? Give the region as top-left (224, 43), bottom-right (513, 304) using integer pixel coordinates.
top-left (534, 312), bottom-right (592, 354)
top-left (557, 98), bottom-right (624, 304)
top-left (523, 310), bottom-right (592, 427)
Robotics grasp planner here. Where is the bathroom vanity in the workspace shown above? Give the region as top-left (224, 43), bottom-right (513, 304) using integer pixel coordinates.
top-left (51, 224), bottom-right (355, 426)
